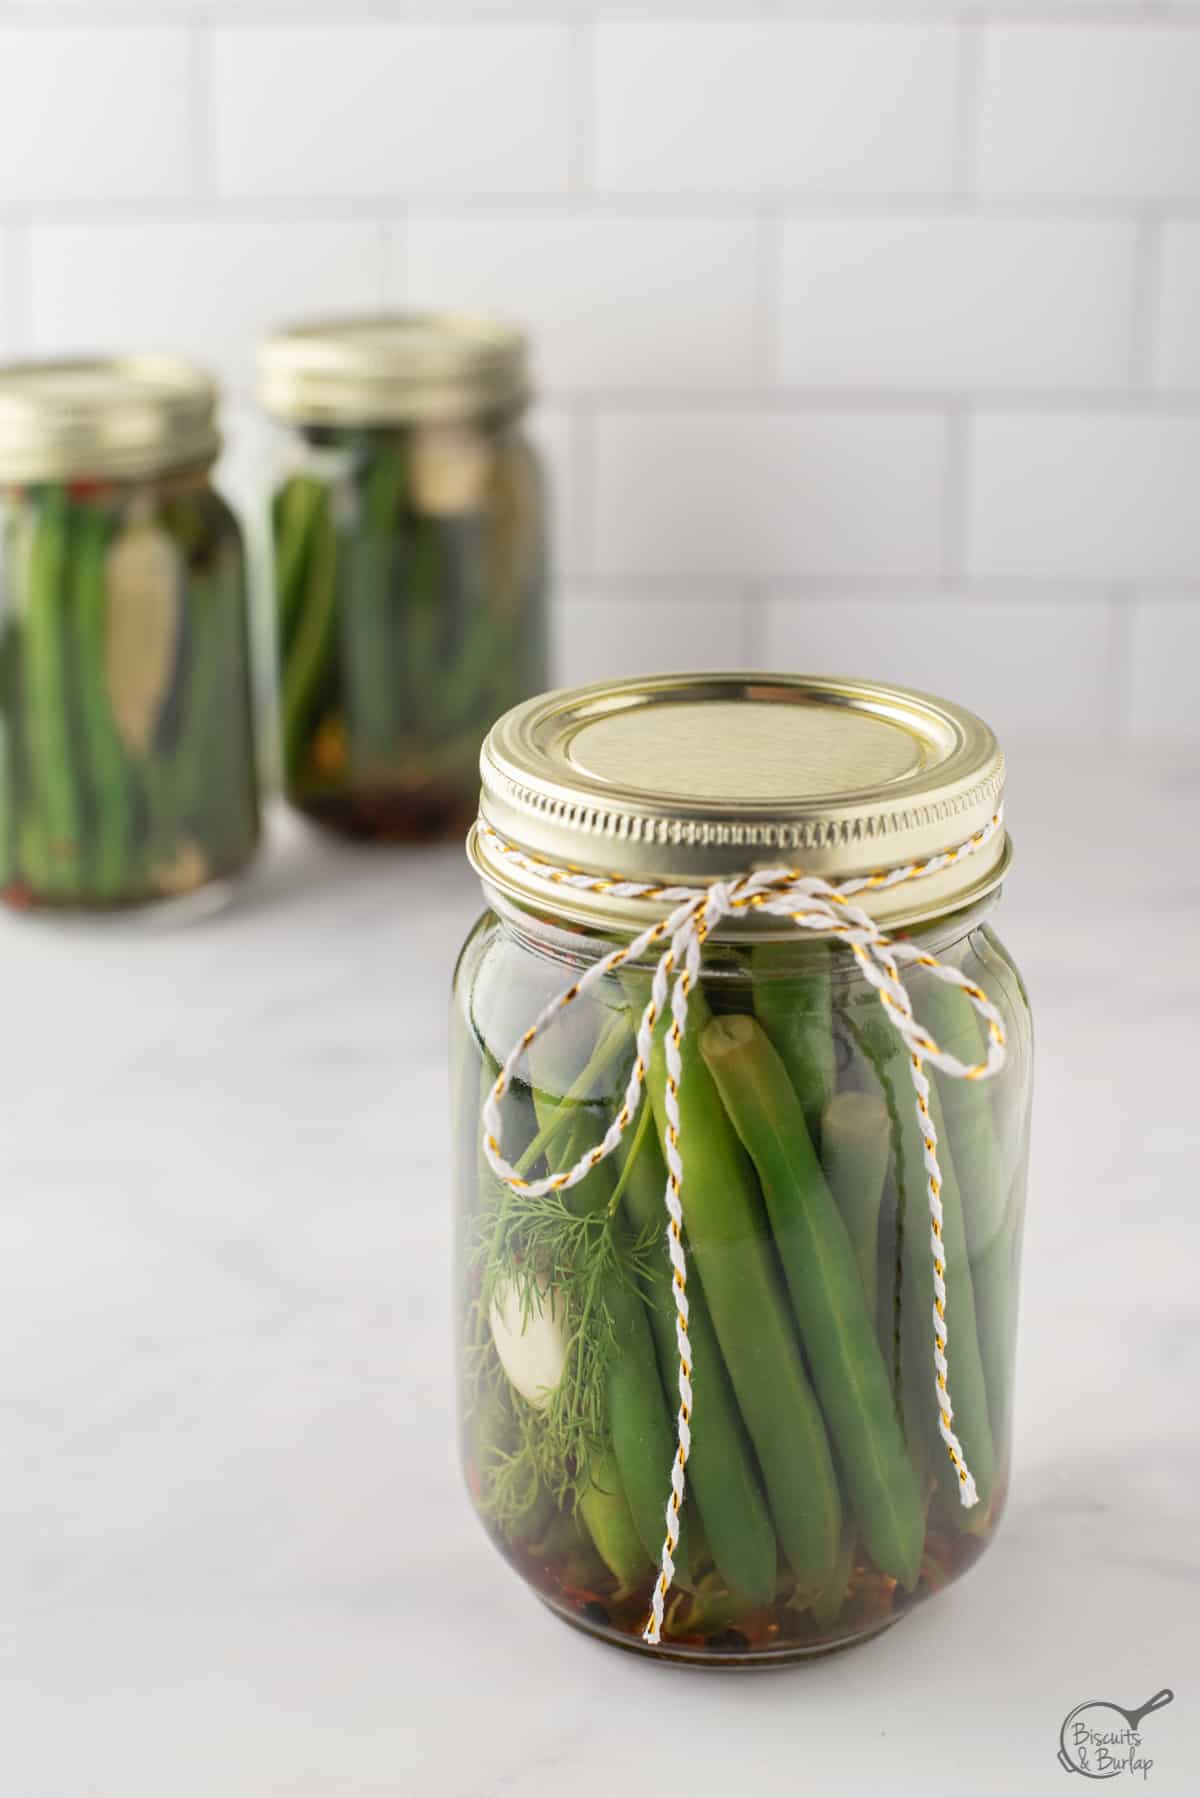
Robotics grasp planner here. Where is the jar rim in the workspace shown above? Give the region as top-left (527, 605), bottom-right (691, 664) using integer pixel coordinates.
top-left (0, 356), bottom-right (221, 484)
top-left (258, 311), bottom-right (531, 427)
top-left (471, 671), bottom-right (1009, 933)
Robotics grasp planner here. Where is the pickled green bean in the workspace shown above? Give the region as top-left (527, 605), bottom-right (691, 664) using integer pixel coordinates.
top-left (821, 1090), bottom-right (891, 1321)
top-left (71, 504), bottom-right (132, 899)
top-left (274, 474), bottom-right (327, 657)
top-left (281, 484), bottom-right (337, 780)
top-left (579, 1447), bottom-right (652, 1589)
top-left (23, 490), bottom-right (83, 897)
top-left (634, 980), bottom-right (842, 1589)
top-left (916, 972), bottom-right (1011, 1442)
top-left (340, 446), bottom-right (405, 766)
top-left (752, 941), bottom-right (836, 1144)
top-left (701, 1014), bottom-right (924, 1590)
top-left (615, 1096), bottom-right (778, 1607)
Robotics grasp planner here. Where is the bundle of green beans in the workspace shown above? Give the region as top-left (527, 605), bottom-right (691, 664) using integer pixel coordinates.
top-left (0, 480), bottom-right (258, 908)
top-left (273, 423), bottom-right (545, 835)
top-left (457, 922), bottom-right (1026, 1652)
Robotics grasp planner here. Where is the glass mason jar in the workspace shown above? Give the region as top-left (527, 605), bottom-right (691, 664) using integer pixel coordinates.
top-left (259, 315), bottom-right (548, 842)
top-left (452, 674), bottom-right (1033, 1665)
top-left (0, 358), bottom-right (259, 911)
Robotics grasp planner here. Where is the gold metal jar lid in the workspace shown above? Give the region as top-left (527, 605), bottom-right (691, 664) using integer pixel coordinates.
top-left (470, 672), bottom-right (1010, 934)
top-left (0, 356), bottom-right (221, 484)
top-left (258, 313), bottom-right (530, 428)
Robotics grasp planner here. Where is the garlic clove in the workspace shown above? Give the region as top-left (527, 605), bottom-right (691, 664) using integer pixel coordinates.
top-left (488, 1278), bottom-right (566, 1411)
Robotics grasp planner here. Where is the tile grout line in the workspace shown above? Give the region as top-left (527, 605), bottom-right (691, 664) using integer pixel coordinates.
top-left (8, 195), bottom-right (1200, 226)
top-left (382, 215), bottom-right (404, 306)
top-left (1128, 211), bottom-right (1163, 392)
top-left (1, 218), bottom-right (31, 354)
top-left (567, 17), bottom-right (594, 199)
top-left (568, 400), bottom-right (595, 581)
top-left (187, 8), bottom-right (217, 206)
top-left (953, 17), bottom-right (985, 201)
top-left (941, 405), bottom-right (971, 581)
top-left (741, 581), bottom-right (768, 664)
top-left (754, 210), bottom-right (782, 392)
top-left (1106, 588), bottom-right (1136, 740)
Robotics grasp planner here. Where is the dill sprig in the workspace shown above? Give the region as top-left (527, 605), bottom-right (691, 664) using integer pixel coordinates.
top-left (466, 1007), bottom-right (663, 1521)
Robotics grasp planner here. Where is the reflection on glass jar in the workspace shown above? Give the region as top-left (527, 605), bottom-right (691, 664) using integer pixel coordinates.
top-left (451, 674), bottom-right (1034, 1665)
top-left (260, 316), bottom-right (548, 843)
top-left (0, 358), bottom-right (259, 910)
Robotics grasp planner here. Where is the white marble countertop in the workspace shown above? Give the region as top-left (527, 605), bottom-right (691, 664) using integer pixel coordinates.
top-left (2, 745), bottom-right (1197, 1798)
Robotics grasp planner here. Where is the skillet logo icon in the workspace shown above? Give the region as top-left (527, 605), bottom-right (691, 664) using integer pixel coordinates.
top-left (1058, 1689), bottom-right (1174, 1780)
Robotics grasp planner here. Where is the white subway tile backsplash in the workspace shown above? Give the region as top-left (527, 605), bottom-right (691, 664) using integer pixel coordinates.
top-left (762, 591), bottom-right (1113, 738)
top-left (979, 25), bottom-right (1200, 200)
top-left (28, 220), bottom-right (384, 390)
top-left (401, 216), bottom-right (759, 394)
top-left (1128, 597), bottom-right (1200, 738)
top-left (0, 27), bottom-right (193, 204)
top-left (555, 590), bottom-right (748, 689)
top-left (0, 5), bottom-right (1196, 743)
top-left (594, 411), bottom-right (946, 579)
top-left (213, 24), bottom-right (571, 198)
top-left (1154, 223), bottom-right (1200, 394)
top-left (967, 413), bottom-right (1200, 581)
top-left (595, 23), bottom-right (958, 196)
top-left (777, 218), bottom-right (1137, 393)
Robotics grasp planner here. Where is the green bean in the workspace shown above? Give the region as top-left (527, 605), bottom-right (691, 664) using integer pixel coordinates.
top-left (281, 484), bottom-right (337, 781)
top-left (204, 541), bottom-right (259, 873)
top-left (811, 1521), bottom-right (856, 1629)
top-left (579, 1447), bottom-right (651, 1590)
top-left (751, 941), bottom-right (836, 1145)
top-left (22, 488), bottom-right (83, 898)
top-left (615, 1094), bottom-right (778, 1608)
top-left (838, 1007), bottom-right (935, 1508)
top-left (71, 504), bottom-right (132, 900)
top-left (274, 474), bottom-right (328, 658)
top-left (896, 1059), bottom-right (996, 1518)
top-left (400, 515), bottom-right (441, 738)
top-left (701, 1014), bottom-right (924, 1591)
top-left (434, 519), bottom-right (497, 733)
top-left (821, 1090), bottom-right (891, 1322)
top-left (916, 970), bottom-right (1012, 1443)
top-left (340, 446), bottom-right (405, 767)
top-left (633, 978), bottom-right (841, 1589)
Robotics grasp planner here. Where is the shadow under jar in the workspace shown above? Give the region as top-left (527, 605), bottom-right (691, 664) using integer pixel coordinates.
top-left (0, 358), bottom-right (259, 910)
top-left (259, 314), bottom-right (548, 843)
top-left (452, 673), bottom-right (1034, 1665)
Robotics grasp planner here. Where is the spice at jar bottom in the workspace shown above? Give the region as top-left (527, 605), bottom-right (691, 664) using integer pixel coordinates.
top-left (0, 359), bottom-right (259, 911)
top-left (452, 673), bottom-right (1033, 1664)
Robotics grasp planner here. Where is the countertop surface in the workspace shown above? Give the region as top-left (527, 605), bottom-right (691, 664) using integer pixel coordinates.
top-left (2, 745), bottom-right (1197, 1798)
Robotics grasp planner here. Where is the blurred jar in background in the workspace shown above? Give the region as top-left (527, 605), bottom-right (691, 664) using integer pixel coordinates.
top-left (258, 314), bottom-right (548, 842)
top-left (0, 358), bottom-right (259, 911)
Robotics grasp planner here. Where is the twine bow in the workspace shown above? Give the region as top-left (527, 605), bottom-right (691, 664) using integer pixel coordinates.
top-left (479, 809), bottom-right (1008, 1645)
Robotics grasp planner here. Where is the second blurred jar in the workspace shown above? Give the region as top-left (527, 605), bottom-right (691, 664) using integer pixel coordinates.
top-left (0, 358), bottom-right (259, 910)
top-left (259, 315), bottom-right (548, 841)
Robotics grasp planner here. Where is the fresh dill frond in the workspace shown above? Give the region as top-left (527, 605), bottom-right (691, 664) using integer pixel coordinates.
top-left (466, 1046), bottom-right (664, 1521)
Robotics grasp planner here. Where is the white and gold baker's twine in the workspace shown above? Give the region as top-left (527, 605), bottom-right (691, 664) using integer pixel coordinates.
top-left (479, 808), bottom-right (1008, 1644)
